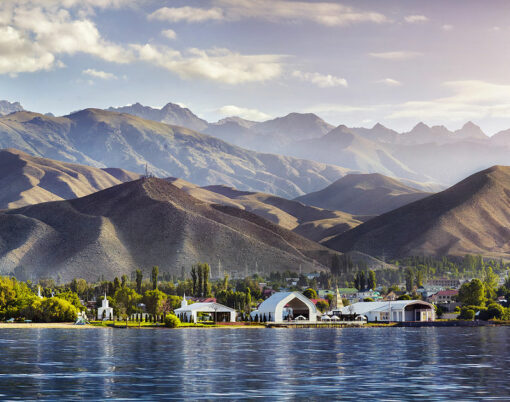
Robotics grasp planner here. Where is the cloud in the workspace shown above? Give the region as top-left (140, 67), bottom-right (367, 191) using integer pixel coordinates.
top-left (368, 51), bottom-right (422, 60)
top-left (442, 24), bottom-right (453, 31)
top-left (0, 2), bottom-right (134, 75)
top-left (148, 0), bottom-right (388, 26)
top-left (292, 70), bottom-right (347, 88)
top-left (161, 29), bottom-right (177, 40)
top-left (387, 80), bottom-right (510, 121)
top-left (404, 15), bottom-right (428, 23)
top-left (132, 44), bottom-right (284, 84)
top-left (377, 78), bottom-right (402, 86)
top-left (149, 6), bottom-right (224, 23)
top-left (82, 68), bottom-right (116, 79)
top-left (218, 105), bottom-right (271, 121)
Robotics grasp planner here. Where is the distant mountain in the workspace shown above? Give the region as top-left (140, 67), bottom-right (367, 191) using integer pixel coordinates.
top-left (325, 166), bottom-right (510, 259)
top-left (108, 102), bottom-right (208, 132)
top-left (0, 109), bottom-right (352, 198)
top-left (0, 178), bottom-right (341, 281)
top-left (0, 148), bottom-right (138, 209)
top-left (0, 100), bottom-right (23, 116)
top-left (167, 179), bottom-right (364, 243)
top-left (295, 173), bottom-right (431, 215)
top-left (454, 121), bottom-right (488, 141)
top-left (253, 112), bottom-right (334, 141)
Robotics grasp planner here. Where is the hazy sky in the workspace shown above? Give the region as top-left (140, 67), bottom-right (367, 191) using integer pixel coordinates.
top-left (2, 0), bottom-right (510, 134)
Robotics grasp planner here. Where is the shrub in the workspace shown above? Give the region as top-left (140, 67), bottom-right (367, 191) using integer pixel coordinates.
top-left (479, 303), bottom-right (504, 320)
top-left (164, 313), bottom-right (181, 328)
top-left (459, 308), bottom-right (475, 320)
top-left (363, 297), bottom-right (374, 302)
top-left (25, 297), bottom-right (78, 322)
top-left (398, 294), bottom-right (412, 300)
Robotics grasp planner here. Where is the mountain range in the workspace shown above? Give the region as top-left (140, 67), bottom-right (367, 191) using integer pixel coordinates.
top-left (325, 165), bottom-right (510, 259)
top-left (0, 109), bottom-right (353, 199)
top-left (0, 100), bottom-right (23, 116)
top-left (0, 178), bottom-right (342, 282)
top-left (104, 101), bottom-right (510, 189)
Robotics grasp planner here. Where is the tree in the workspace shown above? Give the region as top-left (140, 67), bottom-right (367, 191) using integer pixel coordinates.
top-left (331, 255), bottom-right (340, 277)
top-left (25, 297), bottom-right (78, 322)
top-left (303, 288), bottom-right (317, 299)
top-left (0, 276), bottom-right (35, 320)
top-left (70, 278), bottom-right (87, 296)
top-left (191, 266), bottom-right (197, 296)
top-left (114, 287), bottom-right (142, 316)
top-left (354, 272), bottom-right (366, 291)
top-left (405, 267), bottom-right (415, 292)
top-left (113, 277), bottom-right (121, 292)
top-left (202, 263), bottom-right (211, 297)
top-left (164, 313), bottom-right (181, 328)
top-left (135, 269), bottom-right (143, 294)
top-left (367, 270), bottom-right (376, 290)
top-left (197, 264), bottom-right (203, 297)
top-left (121, 275), bottom-right (128, 288)
top-left (415, 270), bottom-right (423, 288)
top-left (316, 300), bottom-right (328, 312)
top-left (245, 287), bottom-right (252, 313)
top-left (151, 266), bottom-right (159, 290)
top-left (56, 291), bottom-right (84, 311)
top-left (143, 289), bottom-right (167, 315)
top-left (458, 279), bottom-right (486, 307)
top-left (483, 267), bottom-right (498, 300)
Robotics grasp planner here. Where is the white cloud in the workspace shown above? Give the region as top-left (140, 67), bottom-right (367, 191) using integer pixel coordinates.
top-left (387, 80), bottom-right (510, 121)
top-left (377, 78), bottom-right (402, 86)
top-left (369, 51), bottom-right (422, 60)
top-left (404, 15), bottom-right (428, 23)
top-left (149, 6), bottom-right (224, 23)
top-left (292, 70), bottom-right (347, 88)
top-left (218, 105), bottom-right (271, 121)
top-left (132, 44), bottom-right (284, 84)
top-left (161, 29), bottom-right (177, 40)
top-left (82, 68), bottom-right (116, 79)
top-left (0, 2), bottom-right (134, 75)
top-left (442, 24), bottom-right (453, 31)
top-left (148, 0), bottom-right (388, 26)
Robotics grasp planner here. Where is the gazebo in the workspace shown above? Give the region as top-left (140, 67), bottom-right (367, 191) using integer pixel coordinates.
top-left (252, 291), bottom-right (318, 322)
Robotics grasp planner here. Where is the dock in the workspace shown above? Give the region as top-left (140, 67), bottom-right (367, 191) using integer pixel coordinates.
top-left (266, 321), bottom-right (365, 328)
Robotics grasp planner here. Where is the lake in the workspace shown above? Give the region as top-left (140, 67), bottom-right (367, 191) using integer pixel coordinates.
top-left (0, 327), bottom-right (508, 400)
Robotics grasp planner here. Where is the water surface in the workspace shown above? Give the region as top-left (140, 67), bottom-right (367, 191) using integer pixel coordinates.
top-left (0, 327), bottom-right (508, 400)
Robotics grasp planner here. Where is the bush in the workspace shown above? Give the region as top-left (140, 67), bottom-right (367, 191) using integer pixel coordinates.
top-left (459, 308), bottom-right (475, 320)
top-left (164, 313), bottom-right (181, 328)
top-left (398, 294), bottom-right (412, 300)
top-left (479, 303), bottom-right (504, 320)
top-left (363, 297), bottom-right (374, 302)
top-left (25, 297), bottom-right (78, 322)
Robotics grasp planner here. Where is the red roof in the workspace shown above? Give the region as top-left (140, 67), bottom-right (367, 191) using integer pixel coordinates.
top-left (435, 290), bottom-right (458, 297)
top-left (310, 298), bottom-right (328, 305)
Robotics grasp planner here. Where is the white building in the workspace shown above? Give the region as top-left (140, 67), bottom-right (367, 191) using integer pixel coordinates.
top-left (342, 300), bottom-right (435, 322)
top-left (252, 291), bottom-right (317, 322)
top-left (97, 294), bottom-right (113, 320)
top-left (174, 296), bottom-right (236, 323)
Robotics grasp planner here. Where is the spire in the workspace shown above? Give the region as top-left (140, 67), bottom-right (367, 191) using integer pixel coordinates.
top-left (181, 292), bottom-right (188, 308)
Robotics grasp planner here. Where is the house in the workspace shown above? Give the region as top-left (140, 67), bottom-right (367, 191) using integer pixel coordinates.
top-left (251, 291), bottom-right (318, 322)
top-left (262, 288), bottom-right (276, 299)
top-left (428, 289), bottom-right (458, 303)
top-left (174, 296), bottom-right (235, 323)
top-left (426, 278), bottom-right (461, 288)
top-left (342, 300), bottom-right (435, 322)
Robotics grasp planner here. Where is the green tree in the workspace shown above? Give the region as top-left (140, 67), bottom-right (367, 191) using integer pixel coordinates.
top-left (191, 266), bottom-right (197, 296)
top-left (303, 288), bottom-right (317, 299)
top-left (0, 276), bottom-right (35, 320)
top-left (458, 279), bottom-right (486, 307)
top-left (151, 266), bottom-right (159, 290)
top-left (367, 270), bottom-right (376, 290)
top-left (114, 287), bottom-right (142, 316)
top-left (331, 255), bottom-right (340, 277)
top-left (121, 275), bottom-right (128, 288)
top-left (405, 267), bottom-right (415, 292)
top-left (197, 264), bottom-right (203, 297)
top-left (70, 278), bottom-right (87, 297)
top-left (482, 267), bottom-right (498, 300)
top-left (143, 289), bottom-right (167, 315)
top-left (202, 263), bottom-right (210, 297)
top-left (56, 291), bottom-right (84, 311)
top-left (135, 269), bottom-right (143, 294)
top-left (245, 287), bottom-right (252, 313)
top-left (316, 300), bottom-right (328, 312)
top-left (25, 297), bottom-right (78, 322)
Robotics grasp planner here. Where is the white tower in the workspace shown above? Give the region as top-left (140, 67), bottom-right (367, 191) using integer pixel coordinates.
top-left (181, 293), bottom-right (188, 308)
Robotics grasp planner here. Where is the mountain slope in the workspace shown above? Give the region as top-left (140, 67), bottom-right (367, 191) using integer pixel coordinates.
top-left (0, 178), bottom-right (340, 281)
top-left (295, 173), bottom-right (431, 215)
top-left (0, 148), bottom-right (138, 209)
top-left (325, 166), bottom-right (510, 258)
top-left (167, 180), bottom-right (364, 242)
top-left (0, 109), bottom-right (352, 198)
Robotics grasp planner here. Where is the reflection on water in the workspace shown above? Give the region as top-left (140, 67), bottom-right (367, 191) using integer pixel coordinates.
top-left (0, 327), bottom-right (509, 400)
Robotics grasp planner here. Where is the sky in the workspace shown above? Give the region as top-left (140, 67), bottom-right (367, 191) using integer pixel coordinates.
top-left (2, 0), bottom-right (510, 134)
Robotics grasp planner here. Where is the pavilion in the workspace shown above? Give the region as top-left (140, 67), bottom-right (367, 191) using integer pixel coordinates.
top-left (252, 291), bottom-right (318, 322)
top-left (174, 295), bottom-right (236, 323)
top-left (342, 300), bottom-right (435, 322)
